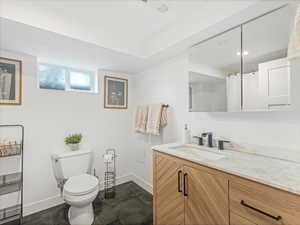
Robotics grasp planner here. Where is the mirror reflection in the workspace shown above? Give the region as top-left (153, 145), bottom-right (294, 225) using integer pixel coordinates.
top-left (189, 26), bottom-right (241, 112)
top-left (189, 5), bottom-right (296, 112)
top-left (189, 73), bottom-right (227, 112)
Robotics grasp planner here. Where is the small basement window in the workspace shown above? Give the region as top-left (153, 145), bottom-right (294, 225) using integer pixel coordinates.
top-left (38, 64), bottom-right (97, 93)
top-left (39, 64), bottom-right (66, 90)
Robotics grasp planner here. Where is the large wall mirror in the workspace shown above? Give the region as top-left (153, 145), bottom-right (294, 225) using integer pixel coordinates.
top-left (189, 4), bottom-right (296, 112)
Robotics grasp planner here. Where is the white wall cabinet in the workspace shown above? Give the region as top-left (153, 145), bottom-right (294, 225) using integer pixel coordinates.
top-left (258, 58), bottom-right (290, 111)
top-left (189, 5), bottom-right (295, 112)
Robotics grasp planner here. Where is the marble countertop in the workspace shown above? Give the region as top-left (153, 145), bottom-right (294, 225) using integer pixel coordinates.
top-left (152, 143), bottom-right (300, 196)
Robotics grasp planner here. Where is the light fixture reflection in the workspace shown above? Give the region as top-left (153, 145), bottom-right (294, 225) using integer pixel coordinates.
top-left (237, 51), bottom-right (249, 56)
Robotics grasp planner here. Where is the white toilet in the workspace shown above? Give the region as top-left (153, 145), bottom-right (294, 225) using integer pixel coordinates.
top-left (51, 150), bottom-right (99, 225)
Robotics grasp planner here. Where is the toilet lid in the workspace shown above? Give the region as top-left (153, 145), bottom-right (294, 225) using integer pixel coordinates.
top-left (64, 174), bottom-right (99, 196)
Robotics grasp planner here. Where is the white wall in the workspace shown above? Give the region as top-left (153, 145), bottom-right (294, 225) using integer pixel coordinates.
top-left (132, 53), bottom-right (300, 186)
top-left (131, 55), bottom-right (189, 186)
top-left (0, 50), bottom-right (136, 215)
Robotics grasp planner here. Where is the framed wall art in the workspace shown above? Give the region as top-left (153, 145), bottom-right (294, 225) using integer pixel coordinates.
top-left (0, 57), bottom-right (22, 105)
top-left (104, 76), bottom-right (128, 109)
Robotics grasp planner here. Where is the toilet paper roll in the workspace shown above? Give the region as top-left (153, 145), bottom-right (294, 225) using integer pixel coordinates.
top-left (103, 154), bottom-right (113, 163)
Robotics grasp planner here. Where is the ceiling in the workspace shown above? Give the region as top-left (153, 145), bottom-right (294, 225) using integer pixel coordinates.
top-left (0, 17), bottom-right (146, 73)
top-left (0, 0), bottom-right (290, 74)
top-left (0, 0), bottom-right (210, 57)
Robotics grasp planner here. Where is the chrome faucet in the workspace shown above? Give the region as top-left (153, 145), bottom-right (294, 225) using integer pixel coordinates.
top-left (193, 136), bottom-right (204, 146)
top-left (218, 140), bottom-right (231, 150)
top-left (201, 132), bottom-right (213, 148)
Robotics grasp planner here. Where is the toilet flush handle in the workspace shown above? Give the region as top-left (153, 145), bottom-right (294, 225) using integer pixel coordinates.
top-left (58, 179), bottom-right (67, 197)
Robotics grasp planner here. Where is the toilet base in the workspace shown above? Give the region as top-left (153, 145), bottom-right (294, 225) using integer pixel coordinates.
top-left (68, 204), bottom-right (94, 225)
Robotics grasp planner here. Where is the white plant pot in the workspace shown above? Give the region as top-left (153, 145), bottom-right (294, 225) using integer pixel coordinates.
top-left (67, 143), bottom-right (80, 151)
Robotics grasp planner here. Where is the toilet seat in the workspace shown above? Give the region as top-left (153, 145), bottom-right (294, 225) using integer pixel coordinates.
top-left (64, 174), bottom-right (99, 196)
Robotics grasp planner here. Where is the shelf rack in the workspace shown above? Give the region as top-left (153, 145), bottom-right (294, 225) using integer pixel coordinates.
top-left (0, 143), bottom-right (22, 158)
top-left (104, 149), bottom-right (116, 199)
top-left (0, 125), bottom-right (24, 225)
top-left (0, 173), bottom-right (22, 196)
top-left (0, 205), bottom-right (21, 224)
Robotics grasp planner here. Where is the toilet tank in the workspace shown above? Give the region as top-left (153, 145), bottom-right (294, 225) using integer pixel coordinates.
top-left (51, 150), bottom-right (93, 181)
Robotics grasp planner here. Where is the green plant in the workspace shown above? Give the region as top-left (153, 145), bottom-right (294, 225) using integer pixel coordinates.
top-left (64, 133), bottom-right (82, 145)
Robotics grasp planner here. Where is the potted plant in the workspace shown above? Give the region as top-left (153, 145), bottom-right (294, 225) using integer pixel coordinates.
top-left (64, 133), bottom-right (82, 151)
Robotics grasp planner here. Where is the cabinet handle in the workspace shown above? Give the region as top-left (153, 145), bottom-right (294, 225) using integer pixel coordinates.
top-left (177, 170), bottom-right (182, 192)
top-left (183, 173), bottom-right (188, 197)
top-left (240, 200), bottom-right (282, 221)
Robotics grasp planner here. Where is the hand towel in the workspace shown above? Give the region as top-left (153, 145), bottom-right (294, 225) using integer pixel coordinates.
top-left (135, 105), bottom-right (148, 133)
top-left (160, 105), bottom-right (168, 127)
top-left (288, 3), bottom-right (300, 59)
top-left (146, 104), bottom-right (163, 135)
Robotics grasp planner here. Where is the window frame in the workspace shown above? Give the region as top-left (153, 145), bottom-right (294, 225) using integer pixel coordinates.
top-left (38, 63), bottom-right (98, 94)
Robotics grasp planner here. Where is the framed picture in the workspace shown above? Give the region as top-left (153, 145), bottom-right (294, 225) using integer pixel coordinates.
top-left (104, 76), bottom-right (128, 109)
top-left (0, 57), bottom-right (22, 105)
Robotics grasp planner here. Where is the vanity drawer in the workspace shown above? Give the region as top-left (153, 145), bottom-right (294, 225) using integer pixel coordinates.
top-left (230, 212), bottom-right (257, 225)
top-left (229, 180), bottom-right (300, 225)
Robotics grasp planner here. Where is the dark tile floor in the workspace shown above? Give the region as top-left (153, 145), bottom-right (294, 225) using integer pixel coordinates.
top-left (5, 181), bottom-right (153, 225)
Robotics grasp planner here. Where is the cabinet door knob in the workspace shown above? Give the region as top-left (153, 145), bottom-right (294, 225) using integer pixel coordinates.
top-left (183, 173), bottom-right (188, 197)
top-left (177, 170), bottom-right (182, 193)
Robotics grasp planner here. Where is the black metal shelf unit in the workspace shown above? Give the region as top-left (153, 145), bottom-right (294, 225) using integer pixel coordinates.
top-left (0, 173), bottom-right (22, 196)
top-left (0, 125), bottom-right (24, 225)
top-left (104, 149), bottom-right (116, 199)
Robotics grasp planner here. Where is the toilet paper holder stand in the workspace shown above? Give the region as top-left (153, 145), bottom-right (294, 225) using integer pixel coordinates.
top-left (103, 148), bottom-right (116, 199)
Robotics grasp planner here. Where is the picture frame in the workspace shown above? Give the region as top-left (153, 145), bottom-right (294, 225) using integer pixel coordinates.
top-left (104, 76), bottom-right (128, 109)
top-left (0, 57), bottom-right (22, 105)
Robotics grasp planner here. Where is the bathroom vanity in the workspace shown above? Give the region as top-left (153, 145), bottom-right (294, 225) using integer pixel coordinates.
top-left (152, 144), bottom-right (300, 225)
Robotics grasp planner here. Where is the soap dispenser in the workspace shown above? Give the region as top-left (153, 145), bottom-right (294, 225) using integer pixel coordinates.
top-left (183, 124), bottom-right (191, 144)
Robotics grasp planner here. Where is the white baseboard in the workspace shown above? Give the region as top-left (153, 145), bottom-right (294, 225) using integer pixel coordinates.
top-left (23, 195), bottom-right (64, 216)
top-left (130, 173), bottom-right (153, 194)
top-left (23, 173), bottom-right (152, 217)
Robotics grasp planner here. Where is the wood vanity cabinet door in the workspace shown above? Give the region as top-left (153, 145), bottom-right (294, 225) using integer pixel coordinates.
top-left (154, 152), bottom-right (184, 225)
top-left (183, 165), bottom-right (229, 225)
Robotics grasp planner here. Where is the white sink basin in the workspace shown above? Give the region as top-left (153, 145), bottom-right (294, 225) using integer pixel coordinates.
top-left (170, 145), bottom-right (226, 161)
